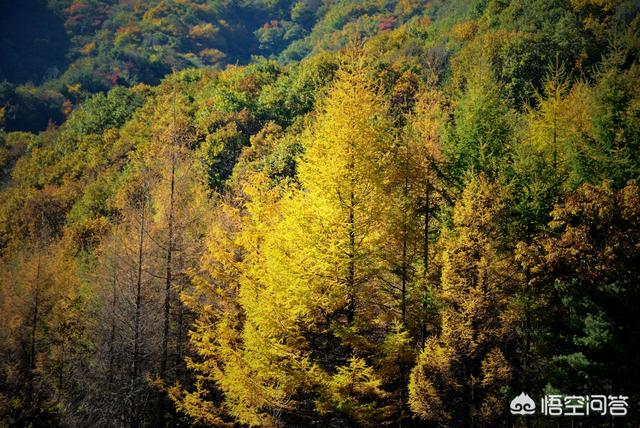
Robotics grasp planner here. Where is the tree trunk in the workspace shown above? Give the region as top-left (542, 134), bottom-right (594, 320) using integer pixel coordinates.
top-left (420, 184), bottom-right (430, 346)
top-left (346, 148), bottom-right (356, 325)
top-left (175, 281), bottom-right (185, 378)
top-left (108, 239), bottom-right (118, 385)
top-left (160, 151), bottom-right (175, 380)
top-left (347, 190), bottom-right (356, 325)
top-left (26, 250), bottom-right (42, 409)
top-left (131, 201), bottom-right (146, 428)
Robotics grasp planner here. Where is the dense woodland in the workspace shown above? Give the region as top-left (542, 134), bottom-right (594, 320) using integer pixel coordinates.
top-left (1, 0), bottom-right (640, 426)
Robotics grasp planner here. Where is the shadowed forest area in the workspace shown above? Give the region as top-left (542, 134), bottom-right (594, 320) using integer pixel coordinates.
top-left (1, 0), bottom-right (640, 426)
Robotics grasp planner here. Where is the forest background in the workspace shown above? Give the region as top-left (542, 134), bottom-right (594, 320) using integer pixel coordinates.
top-left (1, 0), bottom-right (639, 426)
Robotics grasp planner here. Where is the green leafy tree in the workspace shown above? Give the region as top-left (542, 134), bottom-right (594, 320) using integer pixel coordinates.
top-left (517, 180), bottom-right (640, 405)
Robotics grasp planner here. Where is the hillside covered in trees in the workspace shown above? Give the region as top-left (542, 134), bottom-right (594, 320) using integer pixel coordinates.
top-left (1, 0), bottom-right (640, 426)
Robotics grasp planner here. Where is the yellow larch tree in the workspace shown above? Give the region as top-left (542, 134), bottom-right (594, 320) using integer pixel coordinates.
top-left (234, 60), bottom-right (396, 425)
top-left (174, 59), bottom-right (407, 426)
top-left (409, 177), bottom-right (518, 426)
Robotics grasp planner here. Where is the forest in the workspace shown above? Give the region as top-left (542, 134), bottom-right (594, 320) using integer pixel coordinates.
top-left (1, 0), bottom-right (639, 426)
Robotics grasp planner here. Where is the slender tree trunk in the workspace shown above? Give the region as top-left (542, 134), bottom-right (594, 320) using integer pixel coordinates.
top-left (160, 151), bottom-right (176, 380)
top-left (58, 341), bottom-right (64, 396)
top-left (401, 237), bottom-right (407, 322)
top-left (399, 239), bottom-right (407, 428)
top-left (346, 149), bottom-right (356, 325)
top-left (420, 184), bottom-right (430, 346)
top-left (160, 87), bottom-right (180, 426)
top-left (553, 53), bottom-right (559, 172)
top-left (401, 162), bottom-right (408, 324)
top-left (399, 156), bottom-right (410, 428)
top-left (27, 250), bottom-right (42, 409)
top-left (108, 239), bottom-right (118, 385)
top-left (524, 226), bottom-right (533, 428)
top-left (131, 201), bottom-right (146, 428)
top-left (175, 281), bottom-right (185, 378)
top-left (423, 185), bottom-right (430, 280)
top-left (553, 115), bottom-right (557, 171)
top-left (524, 267), bottom-right (531, 376)
top-left (347, 189), bottom-right (356, 324)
